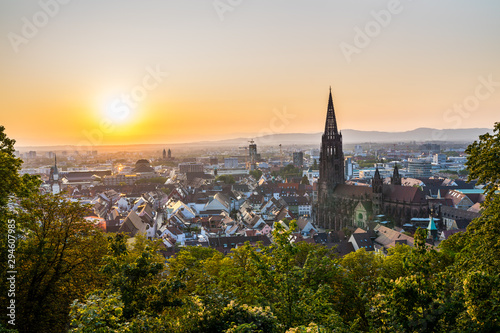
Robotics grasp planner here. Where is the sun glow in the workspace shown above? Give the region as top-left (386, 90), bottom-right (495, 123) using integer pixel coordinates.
top-left (104, 97), bottom-right (134, 125)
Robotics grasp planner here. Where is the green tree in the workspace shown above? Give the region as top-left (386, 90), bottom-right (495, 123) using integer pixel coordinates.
top-left (14, 194), bottom-right (109, 333)
top-left (249, 169), bottom-right (262, 180)
top-left (166, 246), bottom-right (224, 299)
top-left (369, 228), bottom-right (459, 332)
top-left (254, 222), bottom-right (346, 330)
top-left (312, 159), bottom-right (318, 170)
top-left (455, 122), bottom-right (500, 273)
top-left (300, 175), bottom-right (310, 185)
top-left (216, 175), bottom-right (236, 184)
top-left (279, 164), bottom-right (301, 178)
top-left (70, 234), bottom-right (185, 331)
top-left (465, 122), bottom-right (500, 206)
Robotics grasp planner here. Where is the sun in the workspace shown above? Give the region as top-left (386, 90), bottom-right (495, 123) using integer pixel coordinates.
top-left (105, 97), bottom-right (133, 124)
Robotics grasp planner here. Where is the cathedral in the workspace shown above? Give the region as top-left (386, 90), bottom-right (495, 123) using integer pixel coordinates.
top-left (317, 89), bottom-right (429, 230)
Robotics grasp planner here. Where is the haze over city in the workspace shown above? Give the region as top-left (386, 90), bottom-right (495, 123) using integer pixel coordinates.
top-left (1, 0), bottom-right (499, 147)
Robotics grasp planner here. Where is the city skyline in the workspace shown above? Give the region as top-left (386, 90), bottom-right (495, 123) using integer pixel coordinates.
top-left (1, 0), bottom-right (499, 147)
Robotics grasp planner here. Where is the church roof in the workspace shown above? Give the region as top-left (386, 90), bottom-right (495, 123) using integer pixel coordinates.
top-left (332, 184), bottom-right (371, 198)
top-left (382, 185), bottom-right (426, 203)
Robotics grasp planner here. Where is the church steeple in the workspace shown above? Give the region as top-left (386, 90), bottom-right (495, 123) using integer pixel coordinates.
top-left (324, 87), bottom-right (339, 137)
top-left (392, 164), bottom-right (401, 186)
top-left (319, 88), bottom-right (344, 197)
top-left (372, 168), bottom-right (383, 193)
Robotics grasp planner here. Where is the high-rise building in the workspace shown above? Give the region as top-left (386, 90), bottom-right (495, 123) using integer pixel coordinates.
top-left (248, 140), bottom-right (258, 170)
top-left (433, 153), bottom-right (447, 165)
top-left (293, 152), bottom-right (304, 168)
top-left (408, 161), bottom-right (432, 178)
top-left (179, 162), bottom-right (204, 173)
top-left (224, 158), bottom-right (239, 169)
top-left (344, 157), bottom-right (353, 180)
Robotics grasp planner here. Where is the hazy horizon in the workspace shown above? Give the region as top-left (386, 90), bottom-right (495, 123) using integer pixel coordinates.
top-left (12, 127), bottom-right (493, 152)
top-left (1, 1), bottom-right (499, 147)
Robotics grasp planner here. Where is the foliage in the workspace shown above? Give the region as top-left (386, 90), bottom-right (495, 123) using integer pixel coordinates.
top-left (312, 159), bottom-right (318, 170)
top-left (216, 175), bottom-right (236, 184)
top-left (12, 194), bottom-right (108, 333)
top-left (70, 234), bottom-right (185, 331)
top-left (357, 157), bottom-right (378, 168)
top-left (249, 169), bottom-right (263, 180)
top-left (273, 164), bottom-right (302, 179)
top-left (300, 175), bottom-right (310, 185)
top-left (465, 122), bottom-right (500, 206)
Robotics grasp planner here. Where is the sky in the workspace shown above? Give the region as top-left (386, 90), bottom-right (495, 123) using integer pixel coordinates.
top-left (1, 0), bottom-right (499, 147)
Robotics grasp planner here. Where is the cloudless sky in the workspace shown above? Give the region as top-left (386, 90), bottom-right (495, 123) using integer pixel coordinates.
top-left (1, 0), bottom-right (499, 146)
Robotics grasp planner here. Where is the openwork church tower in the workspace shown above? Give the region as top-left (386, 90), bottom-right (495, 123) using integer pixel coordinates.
top-left (319, 88), bottom-right (344, 197)
top-left (318, 88), bottom-right (345, 228)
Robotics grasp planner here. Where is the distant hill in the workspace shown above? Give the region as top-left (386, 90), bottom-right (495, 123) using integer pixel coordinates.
top-left (18, 128), bottom-right (492, 151)
top-left (249, 127), bottom-right (492, 146)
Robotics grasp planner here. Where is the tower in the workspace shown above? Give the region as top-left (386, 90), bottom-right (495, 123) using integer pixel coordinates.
top-left (392, 164), bottom-right (402, 185)
top-left (248, 139), bottom-right (257, 170)
top-left (168, 149), bottom-right (172, 159)
top-left (318, 88), bottom-right (345, 229)
top-left (427, 209), bottom-right (438, 242)
top-left (50, 155), bottom-right (60, 194)
top-left (162, 149), bottom-right (167, 160)
top-left (372, 168), bottom-right (383, 215)
top-left (318, 88), bottom-right (344, 200)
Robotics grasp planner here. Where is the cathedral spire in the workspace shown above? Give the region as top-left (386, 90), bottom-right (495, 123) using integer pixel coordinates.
top-left (325, 88), bottom-right (338, 136)
top-left (319, 87), bottom-right (344, 193)
top-left (392, 164), bottom-right (401, 185)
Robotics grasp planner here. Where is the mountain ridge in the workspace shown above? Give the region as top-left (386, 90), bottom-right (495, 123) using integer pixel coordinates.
top-left (17, 128), bottom-right (492, 151)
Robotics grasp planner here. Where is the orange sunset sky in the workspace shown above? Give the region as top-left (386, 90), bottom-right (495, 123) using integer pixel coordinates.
top-left (1, 0), bottom-right (499, 147)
